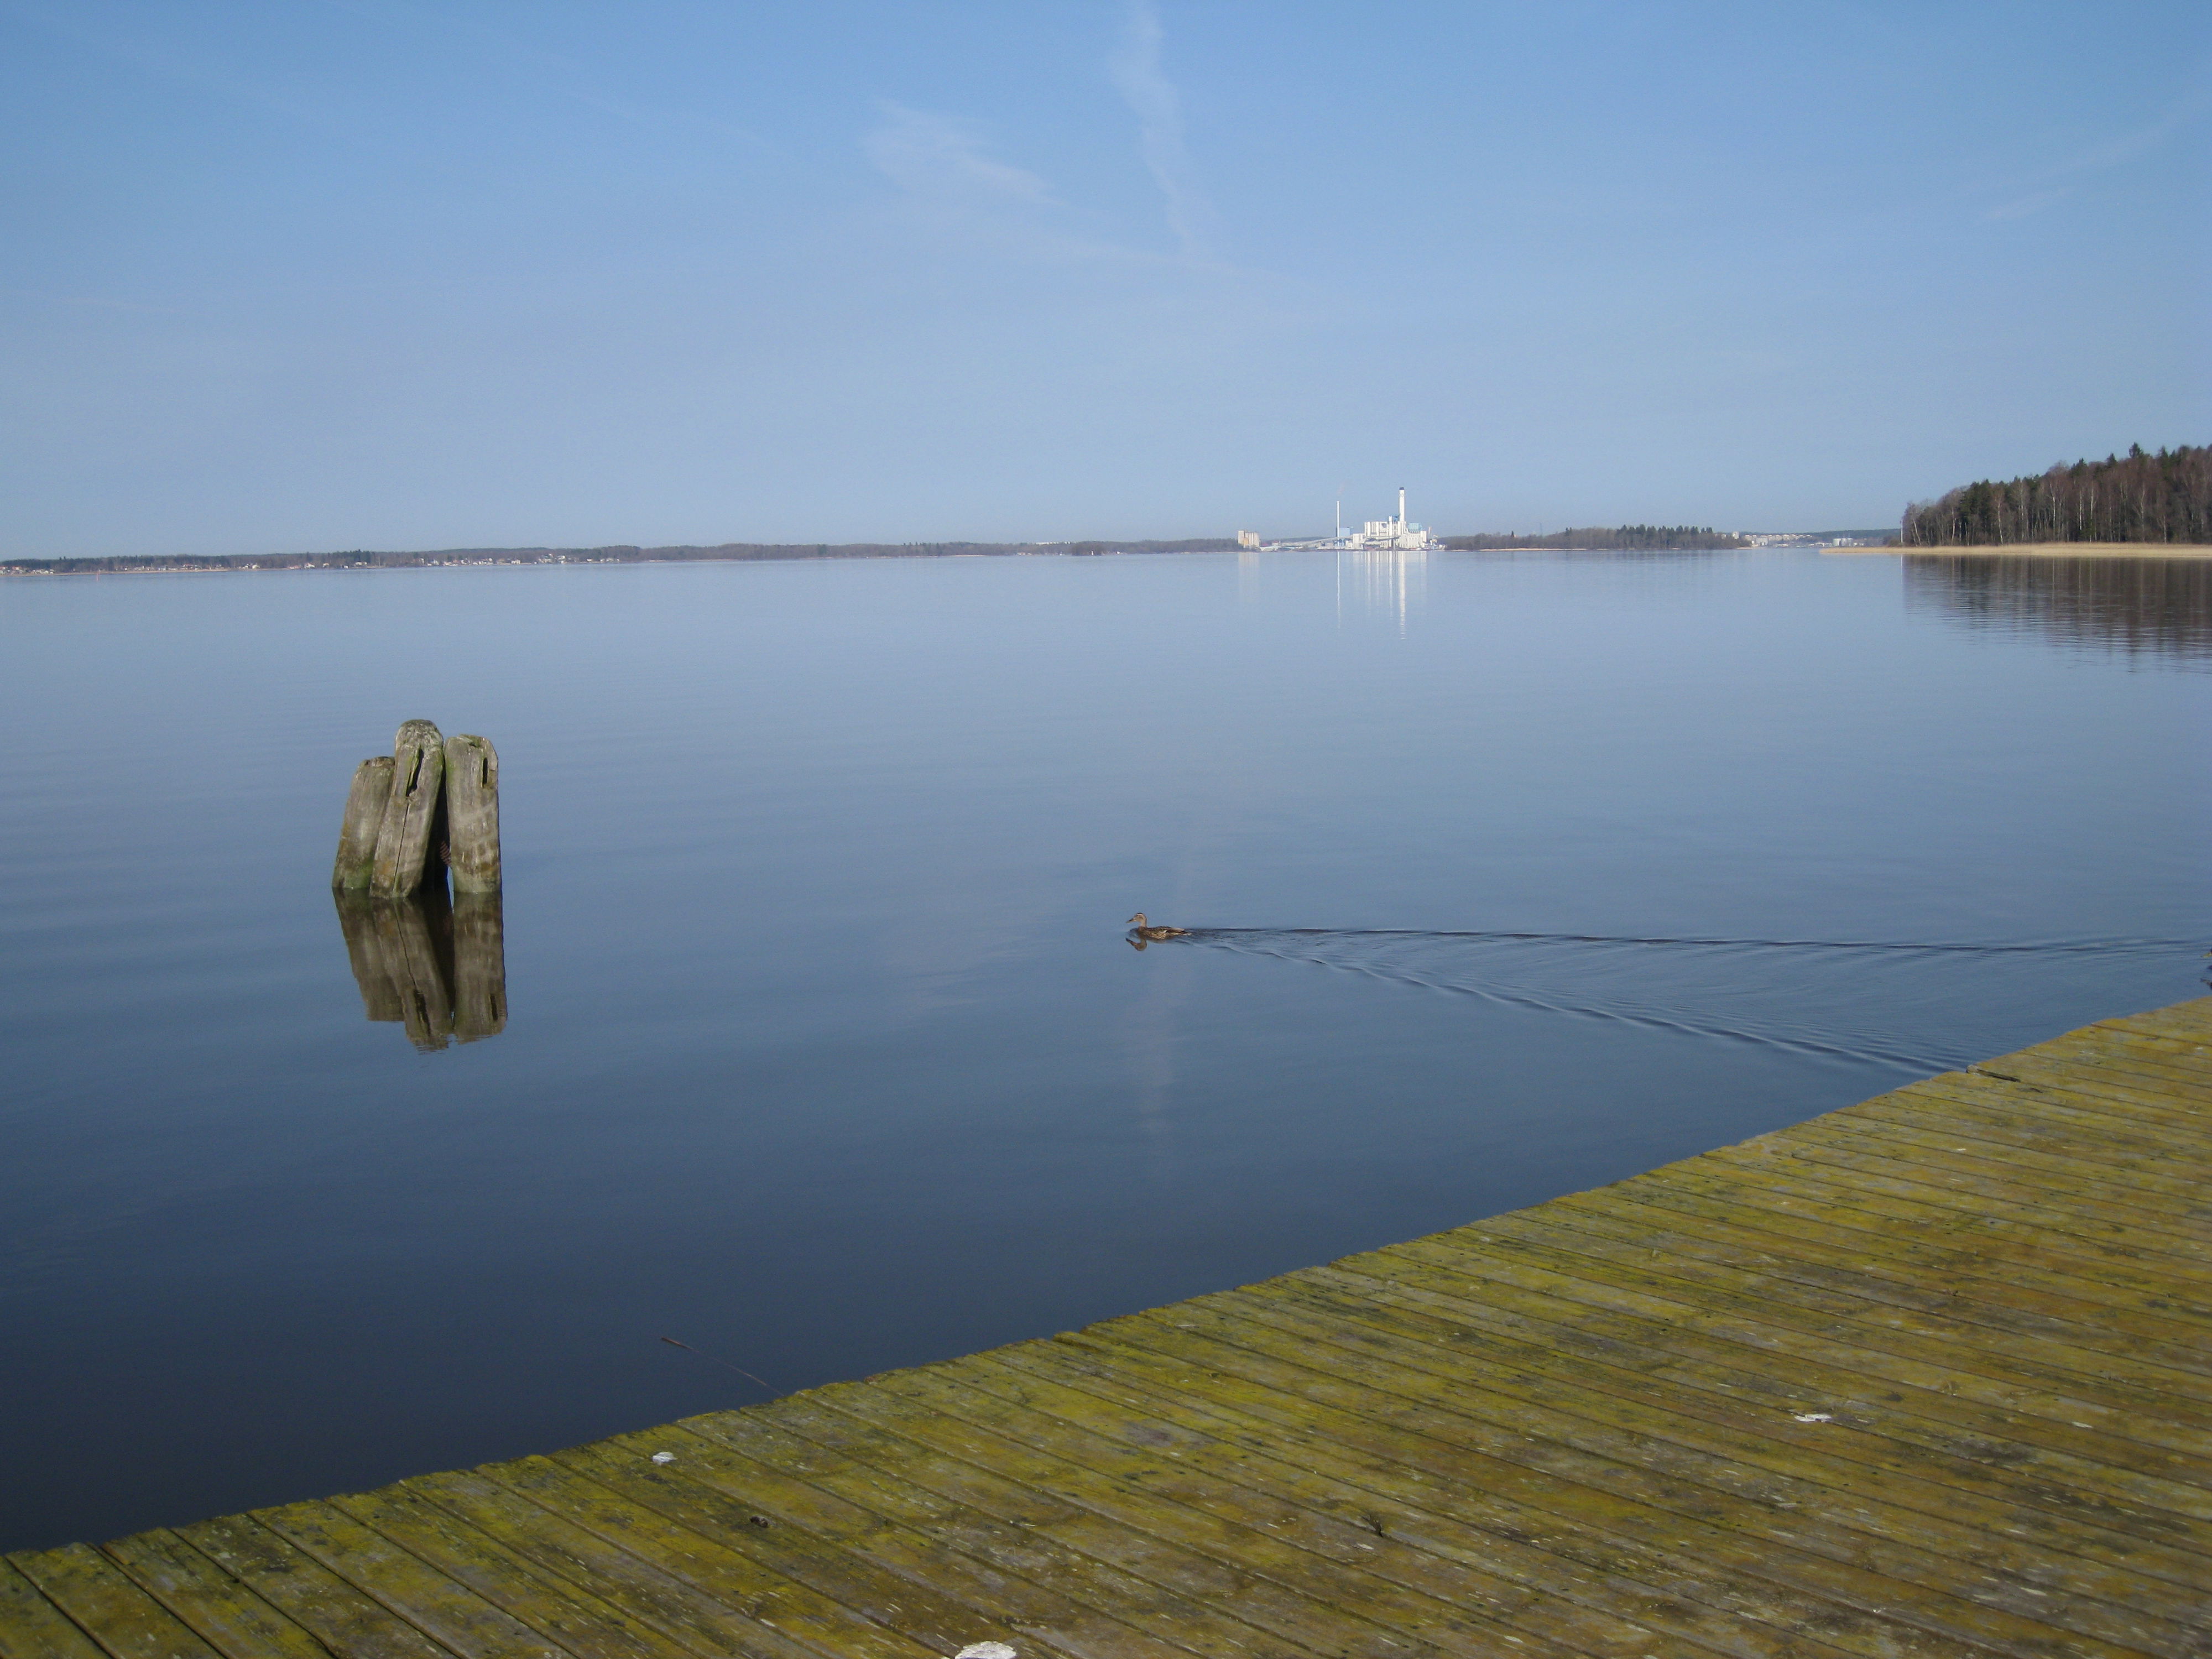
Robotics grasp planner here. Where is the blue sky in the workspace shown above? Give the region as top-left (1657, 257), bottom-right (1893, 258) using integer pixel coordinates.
top-left (2, 1), bottom-right (2205, 554)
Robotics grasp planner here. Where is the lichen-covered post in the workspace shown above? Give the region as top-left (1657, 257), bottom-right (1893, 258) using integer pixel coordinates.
top-left (443, 734), bottom-right (501, 894)
top-left (370, 719), bottom-right (445, 899)
top-left (332, 755), bottom-right (394, 891)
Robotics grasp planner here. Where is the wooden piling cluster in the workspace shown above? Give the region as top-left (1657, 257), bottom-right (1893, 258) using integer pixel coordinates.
top-left (331, 721), bottom-right (500, 900)
top-left (331, 722), bottom-right (505, 1047)
top-left (5, 997), bottom-right (2208, 1657)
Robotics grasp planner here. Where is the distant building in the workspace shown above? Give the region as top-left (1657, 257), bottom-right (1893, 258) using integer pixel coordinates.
top-left (1238, 530), bottom-right (1262, 549)
top-left (1265, 487), bottom-right (1437, 552)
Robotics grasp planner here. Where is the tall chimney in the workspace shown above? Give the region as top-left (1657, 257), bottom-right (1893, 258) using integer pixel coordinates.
top-left (1399, 486), bottom-right (1407, 526)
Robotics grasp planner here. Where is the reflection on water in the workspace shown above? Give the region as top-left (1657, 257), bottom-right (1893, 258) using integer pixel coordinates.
top-left (334, 888), bottom-right (506, 1050)
top-left (1156, 926), bottom-right (2204, 1074)
top-left (1905, 554), bottom-right (2212, 661)
top-left (1337, 547), bottom-right (1427, 631)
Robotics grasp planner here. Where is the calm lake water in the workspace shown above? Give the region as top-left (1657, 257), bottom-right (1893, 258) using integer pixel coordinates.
top-left (3, 548), bottom-right (2206, 1551)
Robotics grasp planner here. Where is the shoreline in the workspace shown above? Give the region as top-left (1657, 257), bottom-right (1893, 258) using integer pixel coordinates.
top-left (1825, 541), bottom-right (2212, 559)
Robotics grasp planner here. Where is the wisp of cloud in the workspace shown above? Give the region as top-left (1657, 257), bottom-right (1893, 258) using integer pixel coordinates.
top-left (1108, 1), bottom-right (1220, 259)
top-left (863, 102), bottom-right (1057, 208)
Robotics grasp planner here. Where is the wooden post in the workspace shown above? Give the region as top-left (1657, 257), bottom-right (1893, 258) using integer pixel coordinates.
top-left (442, 734), bottom-right (501, 894)
top-left (332, 756), bottom-right (394, 891)
top-left (451, 890), bottom-right (507, 1041)
top-left (369, 719), bottom-right (445, 899)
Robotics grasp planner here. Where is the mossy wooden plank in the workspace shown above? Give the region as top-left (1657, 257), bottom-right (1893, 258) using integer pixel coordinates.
top-left (1505, 1188), bottom-right (2212, 1387)
top-left (1897, 1070), bottom-right (2212, 1151)
top-left (97, 1532), bottom-right (327, 1659)
top-left (1262, 1265), bottom-right (2212, 1573)
top-left (1868, 1090), bottom-right (2212, 1185)
top-left (973, 1324), bottom-right (2141, 1659)
top-left (1695, 1139), bottom-right (2212, 1269)
top-left (1565, 1180), bottom-right (2212, 1342)
top-left (1605, 1165), bottom-right (2212, 1328)
top-left (321, 1485), bottom-right (696, 1659)
top-left (170, 1518), bottom-right (450, 1659)
top-left (2006, 1035), bottom-right (2212, 1092)
top-left (537, 1437), bottom-right (1129, 1659)
top-left (1640, 1161), bottom-right (2212, 1310)
top-left (1056, 1301), bottom-right (2196, 1658)
top-left (988, 1335), bottom-right (2070, 1659)
top-left (1030, 1323), bottom-right (2166, 1659)
top-left (1962, 1056), bottom-right (2210, 1123)
top-left (942, 1347), bottom-right (1913, 1659)
top-left (666, 1410), bottom-right (1259, 1659)
top-left (1374, 1251), bottom-right (2212, 1532)
top-left (1190, 1284), bottom-right (2212, 1650)
top-left (1919, 1057), bottom-right (2212, 1130)
top-left (9, 1545), bottom-right (225, 1659)
top-left (1373, 1230), bottom-right (2212, 1454)
top-left (0, 1560), bottom-right (108, 1659)
top-left (807, 1379), bottom-right (1578, 1659)
top-left (2099, 999), bottom-right (2212, 1037)
top-left (1835, 1098), bottom-right (2212, 1202)
top-left (255, 1499), bottom-right (572, 1658)
top-left (1427, 1209), bottom-right (2212, 1410)
top-left (1786, 1114), bottom-right (2212, 1224)
top-left (1289, 1248), bottom-right (2212, 1550)
top-left (406, 1467), bottom-right (903, 1659)
top-left (752, 1387), bottom-right (1472, 1659)
top-left (1737, 1137), bottom-right (2212, 1251)
top-left (2031, 1030), bottom-right (2212, 1089)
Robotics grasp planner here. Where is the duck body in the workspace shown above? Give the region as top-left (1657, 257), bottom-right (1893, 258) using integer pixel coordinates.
top-left (1127, 911), bottom-right (1191, 942)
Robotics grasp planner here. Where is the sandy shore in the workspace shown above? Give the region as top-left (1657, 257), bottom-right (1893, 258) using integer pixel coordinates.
top-left (1824, 542), bottom-right (2212, 559)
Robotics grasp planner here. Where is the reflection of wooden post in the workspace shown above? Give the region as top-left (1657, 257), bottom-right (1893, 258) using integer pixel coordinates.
top-left (452, 891), bottom-right (507, 1041)
top-left (370, 720), bottom-right (445, 899)
top-left (332, 757), bottom-right (394, 891)
top-left (333, 892), bottom-right (403, 1021)
top-left (372, 889), bottom-right (455, 1051)
top-left (443, 734), bottom-right (501, 894)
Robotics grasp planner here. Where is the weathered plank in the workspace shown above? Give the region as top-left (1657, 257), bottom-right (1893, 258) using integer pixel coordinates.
top-left (442, 736), bottom-right (501, 896)
top-left (0, 1560), bottom-right (108, 1659)
top-left (368, 721), bottom-right (445, 900)
top-left (8, 996), bottom-right (2208, 1658)
top-left (332, 758), bottom-right (394, 893)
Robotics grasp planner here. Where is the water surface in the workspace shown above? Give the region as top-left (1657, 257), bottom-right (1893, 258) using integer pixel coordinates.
top-left (2, 548), bottom-right (2204, 1550)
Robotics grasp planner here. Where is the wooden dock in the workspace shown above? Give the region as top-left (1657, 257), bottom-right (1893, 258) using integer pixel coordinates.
top-left (7, 998), bottom-right (2208, 1659)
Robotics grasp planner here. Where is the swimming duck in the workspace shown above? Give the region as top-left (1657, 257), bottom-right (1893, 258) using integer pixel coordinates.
top-left (1127, 912), bottom-right (1190, 941)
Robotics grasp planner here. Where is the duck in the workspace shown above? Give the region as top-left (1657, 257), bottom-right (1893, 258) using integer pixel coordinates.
top-left (1127, 912), bottom-right (1190, 941)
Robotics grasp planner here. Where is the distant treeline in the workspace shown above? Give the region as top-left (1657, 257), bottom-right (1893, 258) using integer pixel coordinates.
top-left (1, 538), bottom-right (1238, 576)
top-left (1442, 525), bottom-right (1747, 551)
top-left (1900, 444), bottom-right (2211, 547)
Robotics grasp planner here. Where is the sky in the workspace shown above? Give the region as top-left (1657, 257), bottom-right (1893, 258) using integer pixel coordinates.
top-left (2, 1), bottom-right (2206, 555)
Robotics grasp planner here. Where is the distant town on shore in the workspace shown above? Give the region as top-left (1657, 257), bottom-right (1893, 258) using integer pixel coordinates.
top-left (7, 445), bottom-right (2201, 576)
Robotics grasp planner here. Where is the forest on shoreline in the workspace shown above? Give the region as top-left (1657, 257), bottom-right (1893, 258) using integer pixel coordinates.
top-left (1900, 444), bottom-right (2210, 546)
